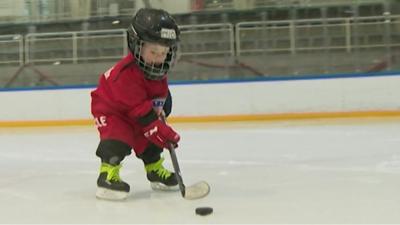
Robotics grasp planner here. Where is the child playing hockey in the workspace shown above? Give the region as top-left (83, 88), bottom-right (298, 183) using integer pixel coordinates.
top-left (91, 8), bottom-right (181, 200)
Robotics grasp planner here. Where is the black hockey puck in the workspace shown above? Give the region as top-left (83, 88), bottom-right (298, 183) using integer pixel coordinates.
top-left (195, 207), bottom-right (213, 216)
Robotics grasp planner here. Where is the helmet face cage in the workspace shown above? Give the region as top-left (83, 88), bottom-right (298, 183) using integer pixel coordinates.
top-left (131, 36), bottom-right (178, 80)
top-left (127, 9), bottom-right (180, 80)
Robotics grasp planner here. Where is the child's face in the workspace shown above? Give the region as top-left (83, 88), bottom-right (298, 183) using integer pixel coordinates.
top-left (141, 42), bottom-right (169, 65)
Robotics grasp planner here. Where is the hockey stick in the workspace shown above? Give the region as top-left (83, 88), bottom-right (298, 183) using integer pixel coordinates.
top-left (161, 116), bottom-right (210, 200)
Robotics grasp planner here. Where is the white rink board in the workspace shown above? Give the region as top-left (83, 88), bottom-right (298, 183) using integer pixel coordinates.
top-left (0, 74), bottom-right (400, 121)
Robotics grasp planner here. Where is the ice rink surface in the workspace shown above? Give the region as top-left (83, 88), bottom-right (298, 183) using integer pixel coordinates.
top-left (1, 118), bottom-right (400, 224)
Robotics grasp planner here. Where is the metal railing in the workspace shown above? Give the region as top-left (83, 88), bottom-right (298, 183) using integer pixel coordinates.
top-left (1, 15), bottom-right (399, 66)
top-left (25, 29), bottom-right (127, 64)
top-left (236, 15), bottom-right (400, 56)
top-left (179, 23), bottom-right (234, 56)
top-left (0, 35), bottom-right (24, 66)
top-left (21, 23), bottom-right (234, 64)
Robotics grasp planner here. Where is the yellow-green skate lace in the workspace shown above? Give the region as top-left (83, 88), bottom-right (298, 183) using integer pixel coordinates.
top-left (145, 158), bottom-right (171, 179)
top-left (100, 163), bottom-right (122, 182)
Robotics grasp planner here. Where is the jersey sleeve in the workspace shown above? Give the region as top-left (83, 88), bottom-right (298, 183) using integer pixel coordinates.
top-left (163, 89), bottom-right (172, 117)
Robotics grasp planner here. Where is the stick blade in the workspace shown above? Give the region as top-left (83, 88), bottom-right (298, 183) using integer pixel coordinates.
top-left (184, 181), bottom-right (210, 200)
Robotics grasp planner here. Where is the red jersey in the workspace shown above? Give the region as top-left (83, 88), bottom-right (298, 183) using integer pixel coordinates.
top-left (91, 53), bottom-right (168, 124)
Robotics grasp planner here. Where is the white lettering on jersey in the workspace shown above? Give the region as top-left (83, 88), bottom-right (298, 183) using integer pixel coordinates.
top-left (104, 66), bottom-right (114, 79)
top-left (95, 116), bottom-right (107, 128)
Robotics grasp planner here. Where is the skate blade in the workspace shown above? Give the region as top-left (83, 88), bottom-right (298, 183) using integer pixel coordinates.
top-left (184, 181), bottom-right (210, 200)
top-left (96, 187), bottom-right (129, 200)
top-left (150, 182), bottom-right (180, 192)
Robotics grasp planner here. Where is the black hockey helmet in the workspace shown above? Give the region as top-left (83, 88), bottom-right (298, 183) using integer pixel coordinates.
top-left (127, 8), bottom-right (180, 80)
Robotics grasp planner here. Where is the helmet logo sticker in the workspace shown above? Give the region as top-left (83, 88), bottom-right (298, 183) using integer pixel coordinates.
top-left (160, 28), bottom-right (176, 40)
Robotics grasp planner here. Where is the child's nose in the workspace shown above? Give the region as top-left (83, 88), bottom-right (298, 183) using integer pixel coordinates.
top-left (153, 55), bottom-right (166, 64)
